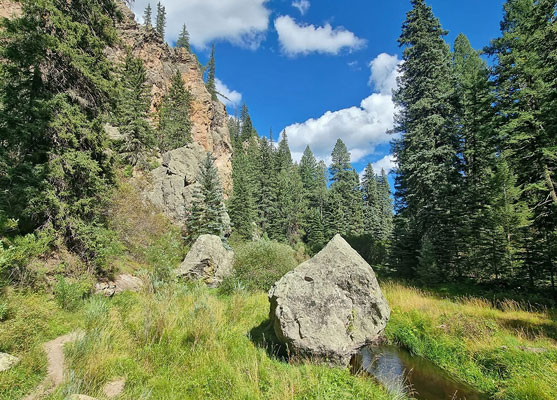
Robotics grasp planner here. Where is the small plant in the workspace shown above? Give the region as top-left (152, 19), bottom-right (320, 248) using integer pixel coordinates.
top-left (53, 276), bottom-right (92, 311)
top-left (0, 300), bottom-right (9, 321)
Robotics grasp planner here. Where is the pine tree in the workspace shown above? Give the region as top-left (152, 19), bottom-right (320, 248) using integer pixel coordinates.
top-left (155, 2), bottom-right (166, 39)
top-left (276, 131), bottom-right (293, 172)
top-left (377, 169), bottom-right (394, 241)
top-left (229, 150), bottom-right (257, 239)
top-left (0, 0), bottom-right (120, 264)
top-left (327, 139), bottom-right (364, 237)
top-left (391, 0), bottom-right (461, 279)
top-left (240, 104), bottom-right (255, 142)
top-left (117, 51), bottom-right (156, 166)
top-left (453, 33), bottom-right (498, 277)
top-left (186, 153), bottom-right (229, 240)
top-left (488, 0), bottom-right (556, 290)
top-left (205, 44), bottom-right (217, 101)
top-left (176, 24), bottom-right (190, 51)
top-left (143, 3), bottom-right (152, 29)
top-left (158, 70), bottom-right (192, 152)
top-left (361, 163), bottom-right (380, 236)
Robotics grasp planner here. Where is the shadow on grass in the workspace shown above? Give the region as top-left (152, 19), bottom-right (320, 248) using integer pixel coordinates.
top-left (499, 318), bottom-right (557, 341)
top-left (248, 319), bottom-right (289, 362)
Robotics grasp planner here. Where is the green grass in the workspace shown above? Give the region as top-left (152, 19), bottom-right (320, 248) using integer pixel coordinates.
top-left (2, 279), bottom-right (555, 399)
top-left (383, 281), bottom-right (557, 400)
top-left (0, 288), bottom-right (83, 400)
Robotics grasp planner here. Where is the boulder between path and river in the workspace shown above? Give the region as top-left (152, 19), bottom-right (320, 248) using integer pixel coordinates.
top-left (268, 234), bottom-right (391, 365)
top-left (0, 352), bottom-right (19, 372)
top-left (175, 234), bottom-right (234, 288)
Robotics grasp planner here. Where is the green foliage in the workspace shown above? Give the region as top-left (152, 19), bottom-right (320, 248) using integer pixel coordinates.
top-left (176, 24), bottom-right (190, 51)
top-left (205, 44), bottom-right (217, 101)
top-left (155, 2), bottom-right (166, 38)
top-left (231, 240), bottom-right (298, 291)
top-left (186, 153), bottom-right (230, 241)
top-left (53, 275), bottom-right (93, 311)
top-left (115, 50), bottom-right (156, 166)
top-left (143, 3), bottom-right (152, 28)
top-left (158, 70), bottom-right (192, 152)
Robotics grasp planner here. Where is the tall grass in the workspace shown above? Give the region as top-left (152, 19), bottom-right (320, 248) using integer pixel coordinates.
top-left (382, 281), bottom-right (557, 400)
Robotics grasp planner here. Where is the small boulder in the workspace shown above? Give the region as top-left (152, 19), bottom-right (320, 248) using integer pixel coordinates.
top-left (175, 235), bottom-right (234, 288)
top-left (95, 274), bottom-right (143, 297)
top-left (268, 234), bottom-right (391, 365)
top-left (0, 352), bottom-right (19, 372)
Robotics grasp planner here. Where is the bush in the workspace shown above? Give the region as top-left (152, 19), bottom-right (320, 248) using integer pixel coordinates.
top-left (231, 240), bottom-right (298, 292)
top-left (53, 275), bottom-right (93, 311)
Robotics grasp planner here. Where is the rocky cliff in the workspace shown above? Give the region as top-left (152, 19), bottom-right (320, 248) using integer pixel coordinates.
top-left (109, 3), bottom-right (233, 198)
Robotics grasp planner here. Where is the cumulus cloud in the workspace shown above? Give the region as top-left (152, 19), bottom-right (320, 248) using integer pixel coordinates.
top-left (275, 16), bottom-right (365, 56)
top-left (283, 53), bottom-right (402, 164)
top-left (372, 154), bottom-right (397, 174)
top-left (215, 78), bottom-right (242, 107)
top-left (131, 0), bottom-right (270, 49)
top-left (292, 0), bottom-right (310, 15)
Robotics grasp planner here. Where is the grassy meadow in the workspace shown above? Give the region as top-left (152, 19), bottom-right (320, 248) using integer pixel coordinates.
top-left (1, 279), bottom-right (555, 399)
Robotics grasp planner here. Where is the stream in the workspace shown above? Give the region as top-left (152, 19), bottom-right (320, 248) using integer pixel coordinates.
top-left (351, 346), bottom-right (489, 400)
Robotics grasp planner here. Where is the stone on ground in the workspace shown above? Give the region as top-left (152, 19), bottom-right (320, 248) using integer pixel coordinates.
top-left (95, 274), bottom-right (143, 297)
top-left (103, 378), bottom-right (125, 398)
top-left (175, 234), bottom-right (234, 288)
top-left (268, 234), bottom-right (391, 365)
top-left (0, 352), bottom-right (19, 372)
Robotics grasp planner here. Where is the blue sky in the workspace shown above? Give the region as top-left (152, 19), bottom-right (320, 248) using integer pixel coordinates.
top-left (131, 0), bottom-right (506, 180)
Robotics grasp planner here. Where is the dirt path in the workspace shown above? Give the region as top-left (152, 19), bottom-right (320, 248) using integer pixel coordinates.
top-left (23, 331), bottom-right (83, 400)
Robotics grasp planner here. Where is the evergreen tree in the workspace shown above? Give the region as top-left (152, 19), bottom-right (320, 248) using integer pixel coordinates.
top-left (155, 2), bottom-right (166, 39)
top-left (117, 51), bottom-right (156, 166)
top-left (240, 104), bottom-right (255, 142)
top-left (176, 24), bottom-right (190, 51)
top-left (276, 131), bottom-right (293, 172)
top-left (361, 163), bottom-right (380, 236)
top-left (186, 153), bottom-right (229, 240)
top-left (205, 44), bottom-right (217, 101)
top-left (327, 139), bottom-right (364, 237)
top-left (377, 169), bottom-right (394, 241)
top-left (158, 70), bottom-right (192, 152)
top-left (143, 3), bottom-right (152, 29)
top-left (453, 33), bottom-right (498, 277)
top-left (391, 0), bottom-right (461, 278)
top-left (229, 150), bottom-right (257, 239)
top-left (488, 0), bottom-right (556, 290)
top-left (0, 0), bottom-right (120, 264)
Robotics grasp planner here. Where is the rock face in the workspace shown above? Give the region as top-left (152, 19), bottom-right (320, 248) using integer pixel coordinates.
top-left (145, 142), bottom-right (206, 222)
top-left (95, 274), bottom-right (143, 297)
top-left (175, 235), bottom-right (234, 288)
top-left (0, 0), bottom-right (21, 20)
top-left (268, 235), bottom-right (391, 365)
top-left (0, 352), bottom-right (19, 372)
top-left (108, 3), bottom-right (233, 200)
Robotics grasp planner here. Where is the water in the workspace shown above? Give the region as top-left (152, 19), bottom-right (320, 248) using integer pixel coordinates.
top-left (351, 346), bottom-right (489, 400)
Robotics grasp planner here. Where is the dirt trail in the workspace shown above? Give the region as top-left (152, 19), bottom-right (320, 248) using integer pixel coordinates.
top-left (23, 331), bottom-right (83, 400)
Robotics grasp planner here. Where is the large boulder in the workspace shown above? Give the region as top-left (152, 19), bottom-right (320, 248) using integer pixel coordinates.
top-left (95, 274), bottom-right (144, 297)
top-left (175, 235), bottom-right (234, 288)
top-left (268, 235), bottom-right (390, 365)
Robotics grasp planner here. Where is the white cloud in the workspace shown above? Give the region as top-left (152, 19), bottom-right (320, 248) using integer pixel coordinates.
top-left (283, 53), bottom-right (402, 164)
top-left (372, 154), bottom-right (397, 174)
top-left (215, 78), bottom-right (242, 107)
top-left (275, 15), bottom-right (365, 56)
top-left (369, 53), bottom-right (400, 95)
top-left (292, 0), bottom-right (310, 15)
top-left (131, 0), bottom-right (270, 49)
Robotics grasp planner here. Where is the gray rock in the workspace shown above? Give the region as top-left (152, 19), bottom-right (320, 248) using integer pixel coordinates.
top-left (268, 234), bottom-right (391, 365)
top-left (146, 142), bottom-right (206, 222)
top-left (175, 235), bottom-right (234, 288)
top-left (95, 274), bottom-right (143, 297)
top-left (0, 352), bottom-right (19, 372)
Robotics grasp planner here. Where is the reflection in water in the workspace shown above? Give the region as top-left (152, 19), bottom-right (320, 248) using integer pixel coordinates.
top-left (351, 346), bottom-right (489, 400)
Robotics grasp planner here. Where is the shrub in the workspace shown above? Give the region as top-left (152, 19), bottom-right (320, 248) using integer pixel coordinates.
top-left (232, 240), bottom-right (298, 292)
top-left (53, 275), bottom-right (93, 311)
